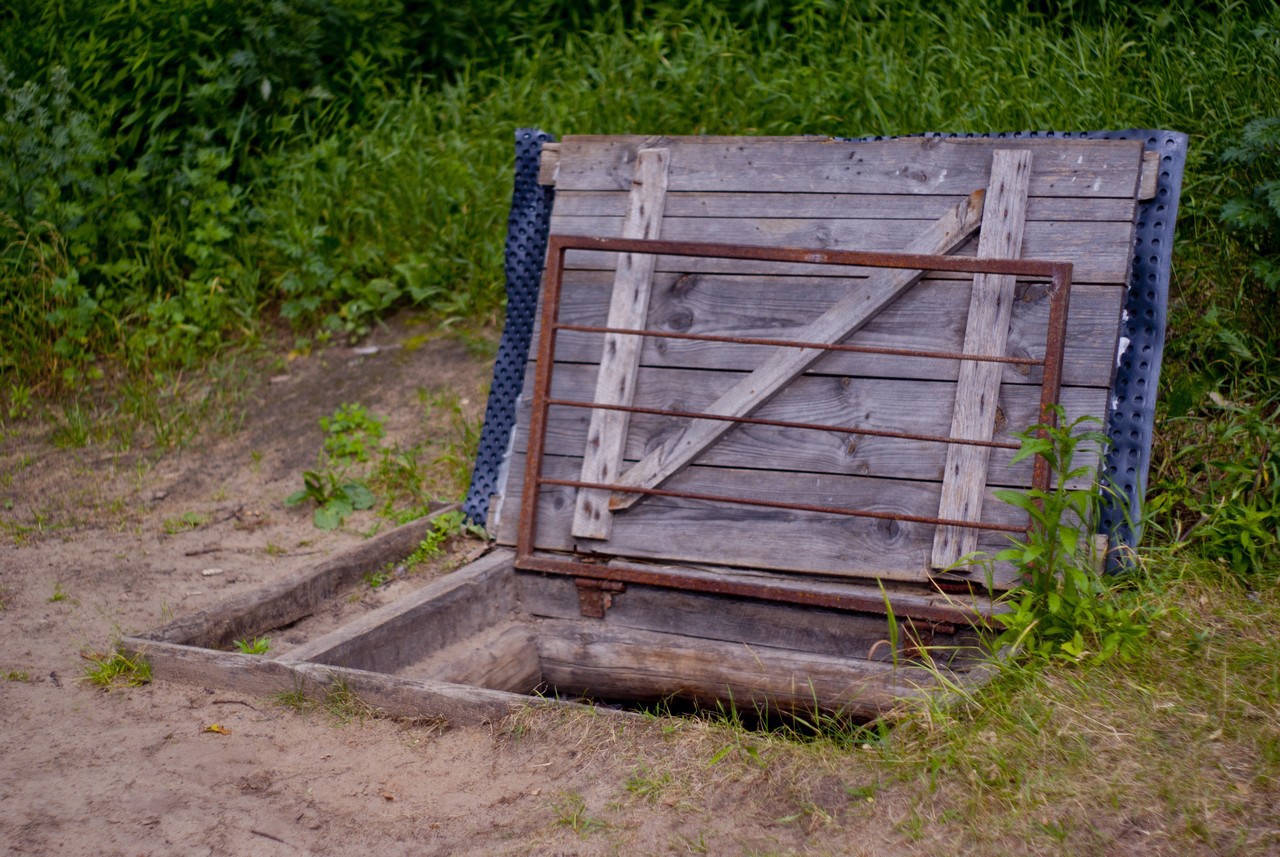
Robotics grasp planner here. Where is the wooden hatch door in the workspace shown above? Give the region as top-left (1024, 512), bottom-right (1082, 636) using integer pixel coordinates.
top-left (496, 135), bottom-right (1149, 600)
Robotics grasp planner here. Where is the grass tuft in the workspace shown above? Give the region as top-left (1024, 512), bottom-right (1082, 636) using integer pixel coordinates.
top-left (81, 649), bottom-right (152, 690)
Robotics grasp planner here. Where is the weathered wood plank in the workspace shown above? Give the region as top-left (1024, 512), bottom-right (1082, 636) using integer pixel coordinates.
top-left (502, 453), bottom-right (1025, 586)
top-left (1139, 150), bottom-right (1159, 200)
top-left (608, 190), bottom-right (987, 513)
top-left (280, 549), bottom-right (517, 674)
top-left (933, 150), bottom-right (1032, 569)
top-left (573, 148), bottom-right (670, 540)
top-left (395, 621), bottom-right (541, 694)
top-left (517, 573), bottom-right (983, 665)
top-left (515, 364), bottom-right (1107, 488)
top-left (555, 136), bottom-right (1145, 198)
top-left (552, 190), bottom-right (1139, 222)
top-left (535, 619), bottom-right (950, 716)
top-left (119, 637), bottom-right (575, 726)
top-left (137, 507), bottom-right (458, 649)
top-left (538, 142), bottom-right (561, 186)
top-left (537, 272), bottom-right (1124, 388)
top-left (554, 217), bottom-right (1131, 284)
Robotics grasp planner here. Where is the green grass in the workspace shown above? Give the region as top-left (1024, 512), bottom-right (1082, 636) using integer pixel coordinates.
top-left (82, 650), bottom-right (152, 690)
top-left (162, 511), bottom-right (209, 535)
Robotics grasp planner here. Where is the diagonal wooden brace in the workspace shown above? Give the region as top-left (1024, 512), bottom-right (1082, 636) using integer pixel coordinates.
top-left (606, 186), bottom-right (988, 514)
top-left (931, 149), bottom-right (1033, 571)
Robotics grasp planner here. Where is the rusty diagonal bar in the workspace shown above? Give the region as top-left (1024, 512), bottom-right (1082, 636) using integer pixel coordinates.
top-left (518, 235), bottom-right (1074, 617)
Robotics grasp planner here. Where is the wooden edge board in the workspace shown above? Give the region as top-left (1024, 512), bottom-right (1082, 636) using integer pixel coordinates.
top-left (119, 636), bottom-right (590, 727)
top-left (538, 142), bottom-right (561, 186)
top-left (280, 548), bottom-right (516, 669)
top-left (1139, 150), bottom-right (1159, 200)
top-left (534, 618), bottom-right (981, 718)
top-left (553, 137), bottom-right (1144, 197)
top-left (137, 505), bottom-right (462, 649)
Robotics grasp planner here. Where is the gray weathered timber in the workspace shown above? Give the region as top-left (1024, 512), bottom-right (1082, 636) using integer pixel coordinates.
top-left (608, 190), bottom-right (986, 513)
top-left (535, 619), bottom-right (939, 717)
top-left (137, 507), bottom-right (458, 649)
top-left (536, 271), bottom-right (1124, 388)
top-left (552, 190), bottom-right (1140, 222)
top-left (119, 637), bottom-right (577, 726)
top-left (553, 217), bottom-right (1130, 285)
top-left (1139, 150), bottom-right (1160, 200)
top-left (280, 548), bottom-right (517, 674)
top-left (553, 136), bottom-right (1144, 198)
top-left (504, 452), bottom-right (1024, 586)
top-left (933, 150), bottom-right (1033, 569)
top-left (516, 573), bottom-right (983, 664)
top-left (395, 621), bottom-right (541, 694)
top-left (573, 148), bottom-right (670, 540)
top-left (513, 364), bottom-right (1106, 488)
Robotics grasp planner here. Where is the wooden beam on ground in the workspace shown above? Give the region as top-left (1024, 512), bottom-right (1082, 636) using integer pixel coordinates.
top-left (605, 189), bottom-right (986, 515)
top-left (932, 150), bottom-right (1034, 570)
top-left (136, 507), bottom-right (458, 649)
top-left (572, 148), bottom-right (670, 539)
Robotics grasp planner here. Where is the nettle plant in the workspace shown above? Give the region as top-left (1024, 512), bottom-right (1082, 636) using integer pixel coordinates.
top-left (287, 403), bottom-right (384, 530)
top-left (983, 409), bottom-right (1150, 664)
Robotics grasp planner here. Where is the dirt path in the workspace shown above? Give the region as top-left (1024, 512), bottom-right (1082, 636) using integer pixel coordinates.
top-left (0, 323), bottom-right (917, 856)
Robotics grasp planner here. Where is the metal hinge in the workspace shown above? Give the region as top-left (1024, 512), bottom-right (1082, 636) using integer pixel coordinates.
top-left (575, 578), bottom-right (625, 618)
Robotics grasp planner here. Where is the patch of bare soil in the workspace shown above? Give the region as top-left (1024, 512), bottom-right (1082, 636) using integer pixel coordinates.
top-left (0, 319), bottom-right (922, 856)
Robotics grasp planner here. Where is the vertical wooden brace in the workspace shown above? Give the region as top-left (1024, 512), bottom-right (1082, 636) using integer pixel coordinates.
top-left (931, 150), bottom-right (1033, 570)
top-left (572, 148), bottom-right (671, 540)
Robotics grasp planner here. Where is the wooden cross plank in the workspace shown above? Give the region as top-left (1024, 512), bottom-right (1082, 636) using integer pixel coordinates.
top-left (931, 149), bottom-right (1034, 570)
top-left (572, 148), bottom-right (670, 539)
top-left (606, 185), bottom-right (988, 515)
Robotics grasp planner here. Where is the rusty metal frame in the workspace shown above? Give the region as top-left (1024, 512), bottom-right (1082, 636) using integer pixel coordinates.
top-left (516, 234), bottom-right (1073, 618)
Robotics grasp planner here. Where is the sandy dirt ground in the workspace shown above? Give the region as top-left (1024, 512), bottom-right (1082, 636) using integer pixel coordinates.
top-left (0, 323), bottom-right (923, 857)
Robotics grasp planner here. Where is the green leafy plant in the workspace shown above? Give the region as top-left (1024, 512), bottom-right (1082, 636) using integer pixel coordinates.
top-left (404, 510), bottom-right (485, 566)
top-left (286, 403), bottom-right (387, 529)
top-left (1221, 116), bottom-right (1280, 294)
top-left (286, 469), bottom-right (376, 530)
top-left (48, 583), bottom-right (67, 603)
top-left (986, 411), bottom-right (1149, 664)
top-left (233, 637), bottom-right (271, 655)
top-left (320, 403), bottom-right (385, 463)
top-left (82, 649), bottom-right (151, 689)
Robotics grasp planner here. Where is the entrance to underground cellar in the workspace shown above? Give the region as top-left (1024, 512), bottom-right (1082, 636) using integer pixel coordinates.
top-left (125, 131), bottom-right (1185, 724)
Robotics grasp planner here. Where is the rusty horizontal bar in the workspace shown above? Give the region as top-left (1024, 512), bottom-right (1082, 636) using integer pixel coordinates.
top-left (519, 553), bottom-right (986, 627)
top-left (541, 477), bottom-right (1028, 534)
top-left (551, 234), bottom-right (1070, 279)
top-left (551, 322), bottom-right (1045, 367)
top-left (545, 397), bottom-right (1022, 451)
